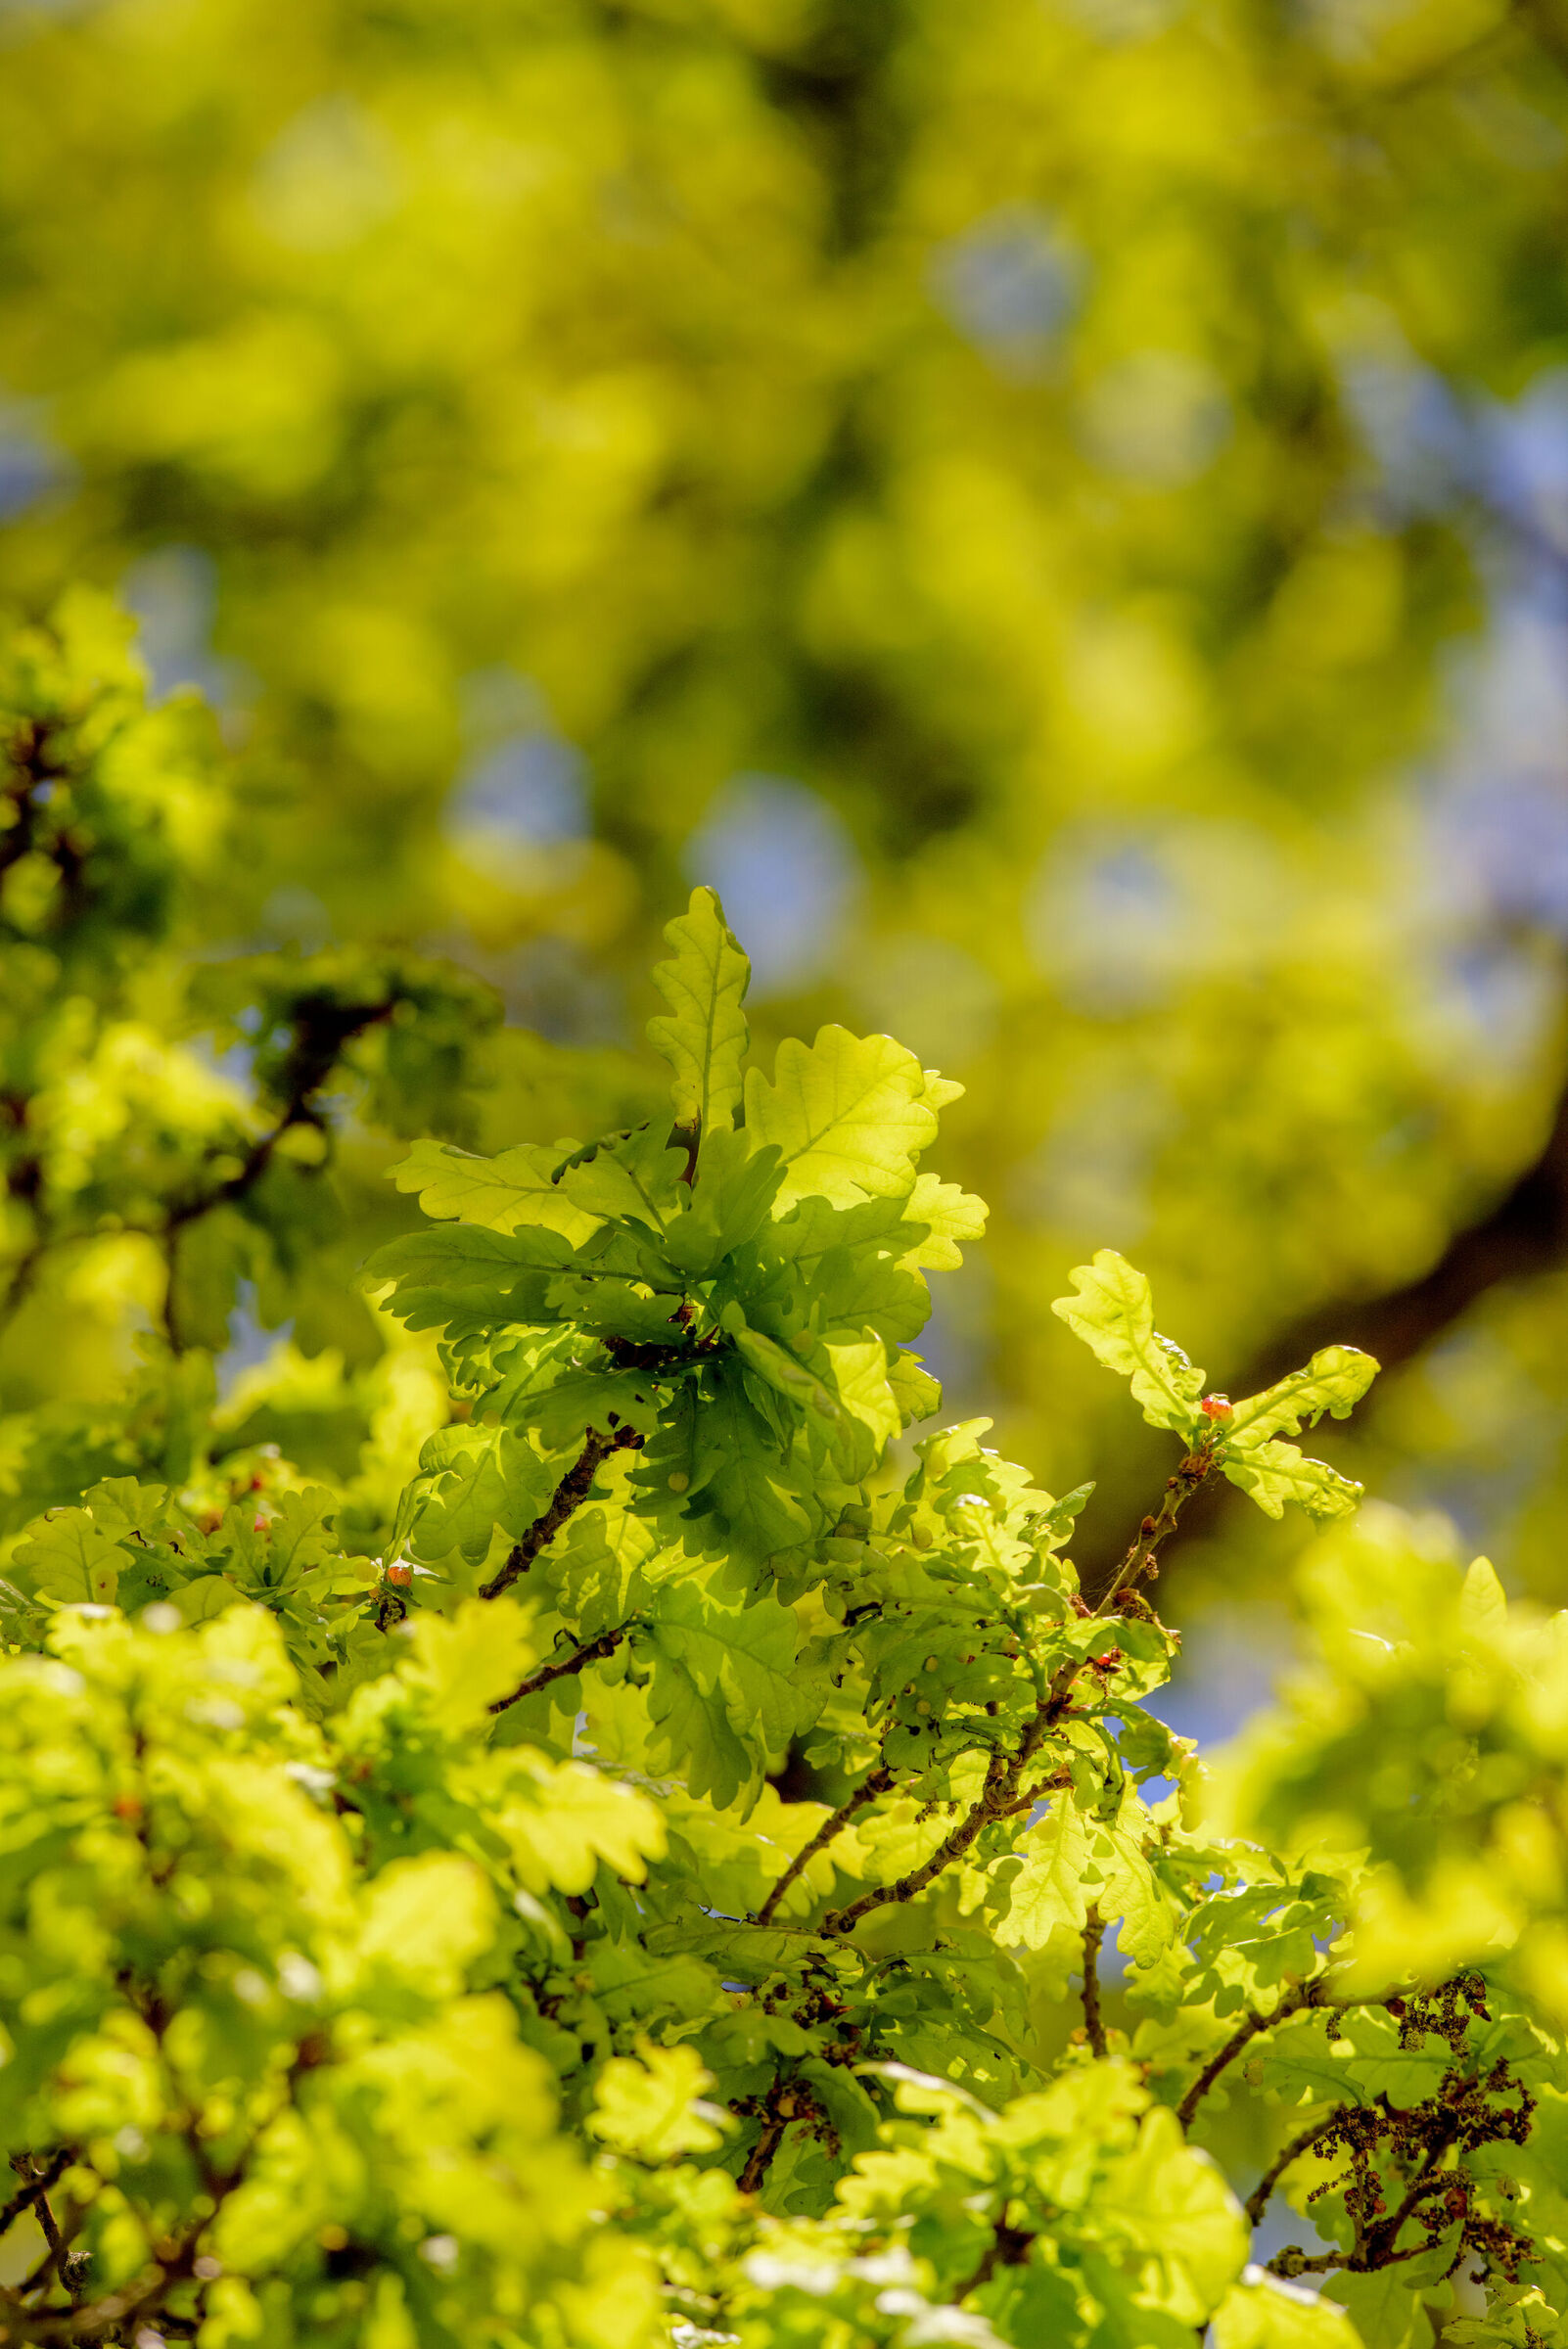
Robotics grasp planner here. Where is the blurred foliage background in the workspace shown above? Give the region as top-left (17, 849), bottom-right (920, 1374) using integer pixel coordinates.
top-left (4, 0), bottom-right (1568, 1730)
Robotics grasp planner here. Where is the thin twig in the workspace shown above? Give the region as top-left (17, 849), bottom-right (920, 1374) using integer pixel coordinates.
top-left (822, 1455), bottom-right (1218, 1937)
top-left (1263, 2246), bottom-right (1355, 2280)
top-left (1365, 2125), bottom-right (1459, 2266)
top-left (736, 2072), bottom-right (815, 2196)
top-left (1091, 1441), bottom-right (1219, 1617)
top-left (737, 2108), bottom-right (789, 2196)
top-left (19, 2183), bottom-right (77, 2307)
top-left (1245, 2111), bottom-right (1343, 2228)
top-left (756, 1768), bottom-right (891, 1926)
top-left (0, 1238), bottom-right (44, 1335)
top-left (1176, 1984), bottom-right (1317, 2132)
top-left (0, 2153), bottom-right (69, 2240)
top-left (488, 1626), bottom-right (626, 1714)
top-left (480, 1432), bottom-right (614, 1599)
top-left (1082, 1908), bottom-right (1107, 2059)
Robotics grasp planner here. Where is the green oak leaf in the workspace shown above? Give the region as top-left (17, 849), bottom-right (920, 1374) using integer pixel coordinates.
top-left (647, 885), bottom-right (751, 1140)
top-left (1225, 1346), bottom-right (1379, 1444)
top-left (1221, 1440), bottom-right (1362, 1521)
top-left (1051, 1250), bottom-right (1206, 1436)
top-left (1002, 1797), bottom-right (1090, 1946)
top-left (389, 1137), bottom-right (602, 1244)
top-left (13, 1509), bottom-right (124, 1605)
top-left (899, 1172), bottom-right (989, 1270)
top-left (743, 1026), bottom-right (939, 1209)
top-left (643, 1573), bottom-right (821, 1811)
top-left (1212, 2275), bottom-right (1363, 2347)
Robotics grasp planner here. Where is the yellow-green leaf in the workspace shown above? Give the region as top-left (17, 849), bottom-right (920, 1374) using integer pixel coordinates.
top-left (400, 1596), bottom-right (538, 1734)
top-left (1213, 2273), bottom-right (1363, 2349)
top-left (1051, 1251), bottom-right (1205, 1435)
top-left (1003, 1797), bottom-right (1089, 1946)
top-left (647, 885), bottom-right (750, 1136)
top-left (744, 1027), bottom-right (937, 1209)
top-left (389, 1137), bottom-right (603, 1244)
top-left (1226, 1347), bottom-right (1379, 1444)
top-left (1222, 1440), bottom-right (1362, 1522)
top-left (587, 2041), bottom-right (728, 2158)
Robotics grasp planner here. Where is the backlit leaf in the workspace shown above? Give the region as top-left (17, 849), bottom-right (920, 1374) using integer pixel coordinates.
top-left (1051, 1252), bottom-right (1205, 1436)
top-left (744, 1027), bottom-right (938, 1209)
top-left (646, 886), bottom-right (751, 1139)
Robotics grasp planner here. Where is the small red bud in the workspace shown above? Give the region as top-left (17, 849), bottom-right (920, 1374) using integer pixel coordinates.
top-left (253, 1514), bottom-right (267, 1533)
top-left (113, 1792), bottom-right (143, 1820)
top-left (386, 1562), bottom-right (413, 1588)
top-left (1201, 1395), bottom-right (1233, 1420)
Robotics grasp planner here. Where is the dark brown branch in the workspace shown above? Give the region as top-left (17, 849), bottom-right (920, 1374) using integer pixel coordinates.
top-left (32, 2195), bottom-right (67, 2280)
top-left (15, 2183), bottom-right (82, 2310)
top-left (5, 2151), bottom-right (237, 2339)
top-left (1264, 2245), bottom-right (1355, 2280)
top-left (163, 1108), bottom-right (314, 1245)
top-left (480, 1433), bottom-right (614, 1600)
top-left (735, 2072), bottom-right (823, 2196)
top-left (161, 1004), bottom-right (401, 1350)
top-left (167, 993), bottom-right (404, 1241)
top-left (1245, 2111), bottom-right (1343, 2228)
top-left (1074, 1054), bottom-right (1568, 1592)
top-left (823, 1749), bottom-right (1011, 1935)
top-left (756, 1767), bottom-right (892, 1926)
top-left (823, 1458), bottom-right (1218, 1936)
top-left (1247, 1066), bottom-right (1568, 1390)
top-left (1081, 1908), bottom-right (1107, 2059)
top-left (737, 2108), bottom-right (789, 2196)
top-left (488, 1625), bottom-right (625, 1714)
top-left (1362, 2125), bottom-right (1459, 2269)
